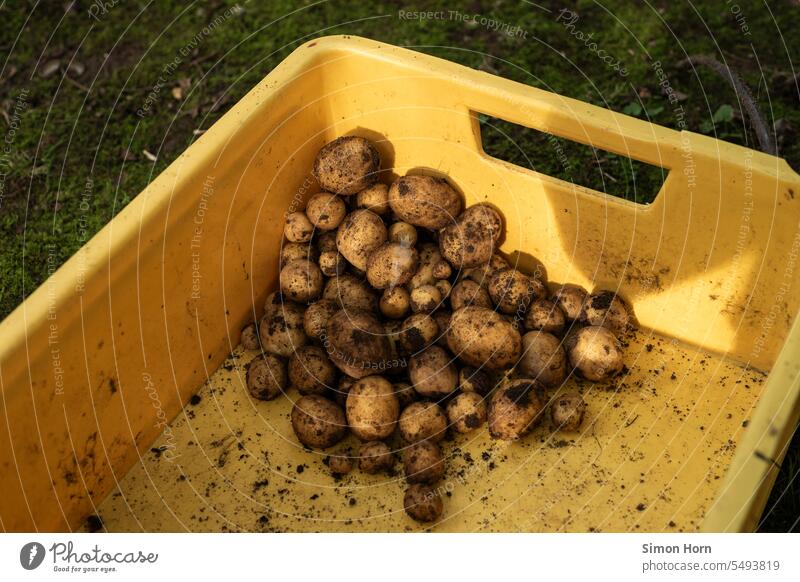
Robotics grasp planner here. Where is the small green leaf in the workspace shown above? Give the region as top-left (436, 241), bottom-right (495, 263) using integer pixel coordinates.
top-left (623, 102), bottom-right (642, 116)
top-left (646, 105), bottom-right (664, 116)
top-left (712, 104), bottom-right (734, 124)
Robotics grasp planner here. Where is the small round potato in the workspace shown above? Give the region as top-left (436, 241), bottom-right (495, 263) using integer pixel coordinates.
top-left (356, 183), bottom-right (390, 215)
top-left (489, 269), bottom-right (539, 315)
top-left (525, 299), bottom-right (566, 334)
top-left (246, 353), bottom-right (287, 400)
top-left (303, 299), bottom-right (339, 339)
top-left (432, 260), bottom-right (452, 280)
top-left (380, 287), bottom-right (411, 319)
top-left (388, 175), bottom-right (463, 230)
top-left (410, 284), bottom-right (442, 313)
top-left (305, 192), bottom-right (346, 231)
top-left (458, 366), bottom-right (494, 396)
top-left (404, 483), bottom-right (443, 523)
top-left (388, 221), bottom-right (418, 247)
top-left (325, 309), bottom-right (391, 379)
top-left (409, 346), bottom-right (458, 398)
top-left (284, 211), bottom-right (314, 243)
top-left (488, 380), bottom-right (545, 440)
top-left (345, 375), bottom-right (400, 441)
top-left (328, 450), bottom-right (354, 476)
top-left (450, 280), bottom-right (493, 311)
top-left (446, 392), bottom-right (488, 433)
top-left (313, 136), bottom-right (380, 195)
top-left (581, 291), bottom-right (632, 335)
top-left (434, 279), bottom-right (452, 300)
top-left (260, 294), bottom-right (308, 357)
top-left (358, 441), bottom-right (395, 474)
top-left (288, 345), bottom-right (337, 395)
top-left (319, 250), bottom-right (347, 277)
top-left (291, 395), bottom-right (347, 449)
top-left (552, 284), bottom-right (588, 321)
top-left (398, 401), bottom-right (447, 443)
top-left (336, 209), bottom-right (388, 271)
top-left (550, 392), bottom-right (587, 431)
top-left (566, 325), bottom-right (624, 382)
top-left (518, 331), bottom-right (567, 388)
top-left (317, 230), bottom-right (338, 252)
top-left (439, 204), bottom-right (502, 269)
top-left (404, 440), bottom-right (445, 484)
top-left (323, 274), bottom-right (378, 313)
top-left (240, 322), bottom-right (260, 351)
top-left (281, 241), bottom-right (317, 266)
top-left (447, 306), bottom-right (521, 371)
top-left (464, 254), bottom-right (510, 288)
top-left (280, 259), bottom-right (324, 303)
top-left (366, 242), bottom-right (419, 289)
top-left (399, 313), bottom-right (440, 355)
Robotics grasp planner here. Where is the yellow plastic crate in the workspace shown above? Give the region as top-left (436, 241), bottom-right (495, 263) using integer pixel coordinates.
top-left (1, 36), bottom-right (799, 533)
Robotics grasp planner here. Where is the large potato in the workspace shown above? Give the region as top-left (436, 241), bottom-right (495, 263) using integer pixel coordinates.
top-left (291, 395), bottom-right (347, 448)
top-left (388, 175), bottom-right (462, 230)
top-left (439, 205), bottom-right (502, 269)
top-left (518, 331), bottom-right (567, 388)
top-left (366, 242), bottom-right (419, 289)
top-left (323, 274), bottom-right (378, 313)
top-left (566, 325), bottom-right (624, 382)
top-left (446, 306), bottom-right (521, 371)
top-left (325, 309), bottom-right (391, 378)
top-left (336, 209), bottom-right (388, 271)
top-left (409, 346), bottom-right (458, 398)
top-left (279, 258), bottom-right (324, 303)
top-left (313, 136), bottom-right (380, 195)
top-left (345, 375), bottom-right (400, 441)
top-left (260, 293), bottom-right (308, 357)
top-left (488, 380), bottom-right (545, 440)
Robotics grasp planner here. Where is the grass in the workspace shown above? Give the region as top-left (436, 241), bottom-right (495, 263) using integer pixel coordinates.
top-left (1, 0), bottom-right (798, 531)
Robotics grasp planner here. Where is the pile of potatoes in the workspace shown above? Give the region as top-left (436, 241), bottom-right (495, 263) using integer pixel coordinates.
top-left (244, 135), bottom-right (634, 523)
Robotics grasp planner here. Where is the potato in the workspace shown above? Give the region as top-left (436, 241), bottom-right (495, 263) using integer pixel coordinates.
top-left (581, 291), bottom-right (632, 335)
top-left (288, 345), bottom-right (337, 395)
top-left (463, 253), bottom-right (510, 288)
top-left (313, 136), bottom-right (380, 195)
top-left (408, 243), bottom-right (446, 290)
top-left (434, 279), bottom-right (452, 300)
top-left (488, 268), bottom-right (539, 315)
top-left (393, 381), bottom-right (418, 408)
top-left (409, 346), bottom-right (458, 398)
top-left (240, 322), bottom-right (260, 351)
top-left (550, 392), bottom-right (586, 431)
top-left (388, 221), bottom-right (417, 247)
top-left (332, 375), bottom-right (355, 407)
top-left (446, 392), bottom-right (488, 433)
top-left (404, 483), bottom-right (443, 523)
top-left (279, 258), bottom-right (324, 303)
top-left (284, 211), bottom-right (314, 243)
top-left (566, 325), bottom-right (624, 382)
top-left (431, 310), bottom-right (452, 348)
top-left (439, 204), bottom-right (502, 269)
top-left (356, 183), bottom-right (390, 215)
top-left (399, 313), bottom-right (439, 355)
top-left (260, 294), bottom-right (308, 357)
top-left (458, 366), bottom-right (494, 396)
top-left (551, 284), bottom-right (588, 321)
top-left (323, 274), bottom-right (378, 313)
top-left (488, 380), bottom-right (545, 440)
top-left (388, 175), bottom-right (462, 230)
top-left (317, 230), bottom-right (338, 252)
top-left (328, 449), bottom-right (354, 476)
top-left (398, 401), bottom-right (447, 443)
top-left (518, 331), bottom-right (567, 388)
top-left (358, 441), bottom-right (395, 474)
top-left (325, 309), bottom-right (391, 378)
top-left (432, 260), bottom-right (452, 280)
top-left (524, 299), bottom-right (565, 334)
top-left (366, 242), bottom-right (419, 289)
top-left (281, 241), bottom-right (317, 266)
top-left (336, 209), bottom-right (388, 271)
top-left (380, 287), bottom-right (411, 319)
top-left (303, 299), bottom-right (339, 340)
top-left (345, 375), bottom-right (400, 441)
top-left (291, 395), bottom-right (347, 448)
top-left (450, 280), bottom-right (492, 311)
top-left (319, 250), bottom-right (347, 277)
top-left (305, 192), bottom-right (346, 231)
top-left (404, 440), bottom-right (445, 484)
top-left (246, 353), bottom-right (287, 400)
top-left (410, 284), bottom-right (442, 313)
top-left (446, 306), bottom-right (521, 371)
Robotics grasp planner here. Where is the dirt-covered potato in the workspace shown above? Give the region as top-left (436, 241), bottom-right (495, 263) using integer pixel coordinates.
top-left (410, 284), bottom-right (442, 313)
top-left (323, 274), bottom-right (378, 313)
top-left (489, 268), bottom-right (539, 315)
top-left (303, 299), bottom-right (339, 340)
top-left (366, 242), bottom-right (419, 289)
top-left (358, 441), bottom-right (395, 474)
top-left (336, 209), bottom-right (388, 271)
top-left (566, 325), bottom-right (624, 382)
top-left (356, 183), bottom-right (390, 215)
top-left (518, 331), bottom-right (567, 388)
top-left (581, 291), bottom-right (632, 335)
top-left (447, 306), bottom-right (521, 371)
top-left (524, 299), bottom-right (565, 334)
top-left (260, 294), bottom-right (308, 357)
top-left (325, 309), bottom-right (391, 378)
top-left (439, 204), bottom-right (502, 269)
top-left (432, 260), bottom-right (452, 280)
top-left (313, 136), bottom-right (380, 195)
top-left (409, 346), bottom-right (458, 398)
top-left (279, 258), bottom-right (324, 303)
top-left (463, 254), bottom-right (510, 288)
top-left (240, 322), bottom-right (260, 351)
top-left (488, 380), bottom-right (545, 440)
top-left (398, 313), bottom-right (439, 355)
top-left (446, 392), bottom-right (488, 433)
top-left (458, 366), bottom-right (494, 396)
top-left (450, 279), bottom-right (493, 311)
top-left (388, 221), bottom-right (418, 247)
top-left (305, 192), bottom-right (346, 231)
top-left (408, 243), bottom-right (446, 290)
top-left (317, 230), bottom-right (338, 252)
top-left (404, 440), bottom-right (445, 484)
top-left (393, 381), bottom-right (418, 408)
top-left (328, 449), bottom-right (354, 476)
top-left (319, 250), bottom-right (347, 277)
top-left (246, 353), bottom-right (287, 400)
top-left (380, 287), bottom-right (411, 319)
top-left (552, 284), bottom-right (588, 321)
top-left (284, 211), bottom-right (314, 243)
top-left (345, 375), bottom-right (400, 441)
top-left (434, 279), bottom-right (452, 300)
top-left (388, 175), bottom-right (463, 230)
top-left (404, 483), bottom-right (443, 523)
top-left (288, 345), bottom-right (337, 395)
top-left (398, 401), bottom-right (447, 443)
top-left (550, 392), bottom-right (586, 431)
top-left (291, 394), bottom-right (347, 448)
top-left (281, 241), bottom-right (317, 266)
top-left (432, 310), bottom-right (452, 348)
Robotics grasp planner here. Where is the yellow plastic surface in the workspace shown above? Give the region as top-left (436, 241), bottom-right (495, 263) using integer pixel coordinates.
top-left (1, 36), bottom-right (799, 532)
